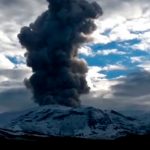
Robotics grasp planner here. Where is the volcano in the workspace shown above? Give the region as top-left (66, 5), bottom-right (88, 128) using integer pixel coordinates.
top-left (0, 105), bottom-right (149, 141)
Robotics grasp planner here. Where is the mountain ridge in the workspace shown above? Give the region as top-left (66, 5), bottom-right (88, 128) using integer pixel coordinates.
top-left (0, 105), bottom-right (148, 140)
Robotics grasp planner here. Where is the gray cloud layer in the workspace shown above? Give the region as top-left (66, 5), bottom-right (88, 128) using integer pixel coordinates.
top-left (0, 0), bottom-right (47, 53)
top-left (0, 0), bottom-right (47, 24)
top-left (112, 71), bottom-right (150, 97)
top-left (0, 87), bottom-right (34, 113)
top-left (0, 68), bottom-right (34, 113)
top-left (82, 70), bottom-right (150, 115)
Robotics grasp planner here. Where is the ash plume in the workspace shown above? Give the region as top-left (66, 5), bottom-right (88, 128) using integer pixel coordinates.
top-left (18, 0), bottom-right (102, 107)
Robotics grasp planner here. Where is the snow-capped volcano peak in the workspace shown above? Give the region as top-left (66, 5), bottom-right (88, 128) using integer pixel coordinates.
top-left (0, 105), bottom-right (146, 139)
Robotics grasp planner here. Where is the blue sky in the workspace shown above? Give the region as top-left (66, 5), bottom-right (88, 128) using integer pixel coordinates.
top-left (0, 0), bottom-right (150, 114)
top-left (79, 38), bottom-right (150, 79)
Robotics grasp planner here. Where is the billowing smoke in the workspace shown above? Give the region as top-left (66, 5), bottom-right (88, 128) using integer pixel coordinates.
top-left (18, 0), bottom-right (102, 107)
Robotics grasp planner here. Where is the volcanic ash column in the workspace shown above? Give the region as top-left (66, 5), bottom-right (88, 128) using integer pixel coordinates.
top-left (18, 0), bottom-right (103, 107)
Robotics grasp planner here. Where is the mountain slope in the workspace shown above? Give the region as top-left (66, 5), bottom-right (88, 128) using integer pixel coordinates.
top-left (0, 105), bottom-right (147, 140)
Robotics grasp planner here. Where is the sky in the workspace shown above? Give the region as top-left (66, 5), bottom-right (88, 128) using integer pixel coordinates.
top-left (0, 0), bottom-right (150, 115)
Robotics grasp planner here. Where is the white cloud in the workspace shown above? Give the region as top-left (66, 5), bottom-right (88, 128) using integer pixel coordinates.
top-left (109, 24), bottom-right (137, 41)
top-left (0, 0), bottom-right (47, 55)
top-left (94, 15), bottom-right (150, 45)
top-left (103, 64), bottom-right (127, 71)
top-left (0, 30), bottom-right (12, 44)
top-left (90, 0), bottom-right (150, 50)
top-left (0, 76), bottom-right (8, 82)
top-left (138, 61), bottom-right (150, 72)
top-left (86, 66), bottom-right (106, 91)
top-left (91, 28), bottom-right (111, 44)
top-left (93, 18), bottom-right (141, 45)
top-left (132, 42), bottom-right (150, 51)
top-left (127, 18), bottom-right (150, 32)
top-left (132, 31), bottom-right (150, 51)
top-left (78, 46), bottom-right (94, 56)
top-left (86, 66), bottom-right (122, 92)
top-left (0, 54), bottom-right (15, 69)
top-left (130, 56), bottom-right (145, 63)
top-left (79, 47), bottom-right (126, 57)
top-left (85, 64), bottom-right (126, 94)
top-left (94, 0), bottom-right (149, 19)
top-left (87, 66), bottom-right (105, 78)
top-left (96, 49), bottom-right (126, 55)
top-left (134, 43), bottom-right (150, 52)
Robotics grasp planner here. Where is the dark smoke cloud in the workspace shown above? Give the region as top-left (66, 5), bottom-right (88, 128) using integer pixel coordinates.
top-left (18, 0), bottom-right (102, 107)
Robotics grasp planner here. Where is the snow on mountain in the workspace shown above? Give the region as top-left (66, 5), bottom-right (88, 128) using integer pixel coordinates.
top-left (0, 105), bottom-right (148, 140)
